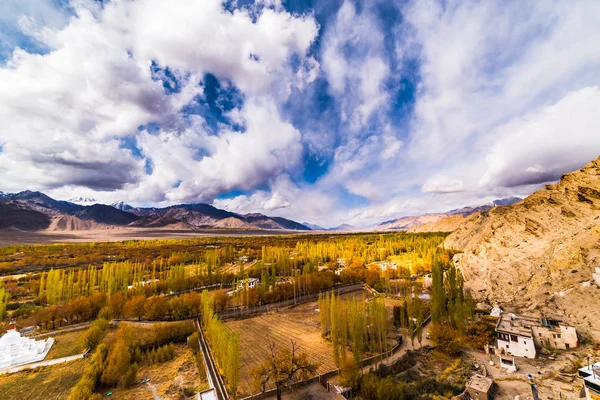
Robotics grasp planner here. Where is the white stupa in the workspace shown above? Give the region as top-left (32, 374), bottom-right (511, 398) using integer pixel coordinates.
top-left (0, 321), bottom-right (54, 370)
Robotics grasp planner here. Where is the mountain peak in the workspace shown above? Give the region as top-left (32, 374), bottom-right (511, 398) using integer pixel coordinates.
top-left (68, 197), bottom-right (98, 205)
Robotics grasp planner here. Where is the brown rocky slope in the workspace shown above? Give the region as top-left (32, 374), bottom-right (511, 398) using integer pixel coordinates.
top-left (445, 157), bottom-right (600, 342)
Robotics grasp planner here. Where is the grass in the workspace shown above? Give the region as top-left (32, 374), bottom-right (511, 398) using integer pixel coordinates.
top-left (45, 330), bottom-right (87, 359)
top-left (109, 344), bottom-right (208, 400)
top-left (0, 358), bottom-right (86, 400)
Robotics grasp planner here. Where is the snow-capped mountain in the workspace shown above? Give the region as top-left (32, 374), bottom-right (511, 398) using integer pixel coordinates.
top-left (68, 197), bottom-right (98, 205)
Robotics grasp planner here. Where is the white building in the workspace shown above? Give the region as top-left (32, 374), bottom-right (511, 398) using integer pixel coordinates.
top-left (579, 362), bottom-right (600, 400)
top-left (237, 278), bottom-right (260, 290)
top-left (379, 262), bottom-right (398, 272)
top-left (490, 305), bottom-right (503, 318)
top-left (0, 322), bottom-right (54, 370)
top-left (495, 314), bottom-right (537, 358)
top-left (423, 274), bottom-right (432, 288)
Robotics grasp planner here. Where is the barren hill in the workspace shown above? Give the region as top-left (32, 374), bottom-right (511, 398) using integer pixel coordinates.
top-left (445, 157), bottom-right (600, 342)
top-left (408, 214), bottom-right (467, 233)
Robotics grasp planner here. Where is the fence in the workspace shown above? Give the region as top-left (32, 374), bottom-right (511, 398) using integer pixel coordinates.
top-left (239, 340), bottom-right (405, 400)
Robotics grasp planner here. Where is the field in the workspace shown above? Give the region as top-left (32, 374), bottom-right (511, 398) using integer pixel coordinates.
top-left (108, 344), bottom-right (208, 399)
top-left (0, 358), bottom-right (86, 400)
top-left (45, 330), bottom-right (87, 359)
top-left (225, 292), bottom-right (369, 397)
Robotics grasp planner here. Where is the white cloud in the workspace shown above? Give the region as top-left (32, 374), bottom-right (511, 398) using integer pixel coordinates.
top-left (422, 175), bottom-right (464, 194)
top-left (0, 0), bottom-right (318, 205)
top-left (321, 0), bottom-right (390, 131)
top-left (479, 86), bottom-right (600, 188)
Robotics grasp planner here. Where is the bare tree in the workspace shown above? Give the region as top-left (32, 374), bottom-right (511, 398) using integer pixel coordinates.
top-left (252, 341), bottom-right (319, 400)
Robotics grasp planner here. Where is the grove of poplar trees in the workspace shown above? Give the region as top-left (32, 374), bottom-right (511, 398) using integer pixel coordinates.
top-left (318, 293), bottom-right (389, 366)
top-left (201, 290), bottom-right (241, 396)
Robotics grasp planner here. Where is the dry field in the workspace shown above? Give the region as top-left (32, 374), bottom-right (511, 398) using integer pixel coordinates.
top-left (225, 290), bottom-right (369, 397)
top-left (108, 344), bottom-right (208, 399)
top-left (0, 358), bottom-right (86, 400)
top-left (45, 330), bottom-right (87, 359)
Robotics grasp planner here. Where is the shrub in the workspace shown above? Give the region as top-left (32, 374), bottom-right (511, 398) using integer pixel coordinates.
top-left (80, 318), bottom-right (110, 349)
top-left (430, 323), bottom-right (463, 355)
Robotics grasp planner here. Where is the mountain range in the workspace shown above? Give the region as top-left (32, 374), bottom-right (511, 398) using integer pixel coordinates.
top-left (0, 189), bottom-right (524, 233)
top-left (0, 191), bottom-right (311, 232)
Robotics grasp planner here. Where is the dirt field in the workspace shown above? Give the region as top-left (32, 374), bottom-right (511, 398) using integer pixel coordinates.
top-left (109, 344), bottom-right (208, 399)
top-left (0, 358), bottom-right (86, 400)
top-left (226, 291), bottom-right (370, 397)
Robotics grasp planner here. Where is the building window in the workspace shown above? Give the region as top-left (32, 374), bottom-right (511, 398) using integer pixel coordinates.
top-left (510, 335), bottom-right (519, 342)
top-left (557, 334), bottom-right (561, 339)
top-left (566, 344), bottom-right (570, 349)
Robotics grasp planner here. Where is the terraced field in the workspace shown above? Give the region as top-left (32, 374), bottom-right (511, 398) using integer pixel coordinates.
top-left (225, 305), bottom-right (337, 397)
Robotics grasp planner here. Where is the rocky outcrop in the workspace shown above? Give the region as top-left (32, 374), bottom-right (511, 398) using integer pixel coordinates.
top-left (445, 157), bottom-right (600, 342)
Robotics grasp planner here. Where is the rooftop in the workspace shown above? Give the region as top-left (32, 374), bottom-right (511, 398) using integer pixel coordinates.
top-left (579, 362), bottom-right (600, 393)
top-left (496, 314), bottom-right (537, 337)
top-left (467, 374), bottom-right (493, 393)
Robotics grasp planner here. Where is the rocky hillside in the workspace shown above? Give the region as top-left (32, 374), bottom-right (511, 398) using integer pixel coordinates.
top-left (445, 157), bottom-right (600, 342)
top-left (408, 214), bottom-right (467, 233)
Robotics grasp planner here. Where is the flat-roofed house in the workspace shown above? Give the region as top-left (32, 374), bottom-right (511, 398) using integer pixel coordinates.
top-left (494, 313), bottom-right (579, 359)
top-left (531, 315), bottom-right (579, 350)
top-left (495, 314), bottom-right (537, 358)
top-left (466, 374), bottom-right (495, 400)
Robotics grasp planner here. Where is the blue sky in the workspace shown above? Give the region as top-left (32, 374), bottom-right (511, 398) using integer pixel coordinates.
top-left (1, 0), bottom-right (600, 227)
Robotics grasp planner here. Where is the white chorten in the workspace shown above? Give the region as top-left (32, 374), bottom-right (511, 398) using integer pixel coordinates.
top-left (0, 322), bottom-right (54, 370)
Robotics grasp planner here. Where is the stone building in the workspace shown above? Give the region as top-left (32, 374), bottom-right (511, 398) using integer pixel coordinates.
top-left (466, 374), bottom-right (494, 400)
top-left (493, 313), bottom-right (579, 359)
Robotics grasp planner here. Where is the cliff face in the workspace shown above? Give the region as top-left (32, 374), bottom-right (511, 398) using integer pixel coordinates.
top-left (445, 157), bottom-right (600, 342)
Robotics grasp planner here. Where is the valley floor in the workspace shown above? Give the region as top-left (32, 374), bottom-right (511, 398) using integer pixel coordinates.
top-left (0, 227), bottom-right (318, 246)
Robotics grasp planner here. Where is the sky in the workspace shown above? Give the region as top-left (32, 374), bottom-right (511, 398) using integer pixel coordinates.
top-left (1, 0), bottom-right (600, 228)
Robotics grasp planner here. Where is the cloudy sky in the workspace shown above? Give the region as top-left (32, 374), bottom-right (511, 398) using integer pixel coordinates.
top-left (1, 0), bottom-right (600, 228)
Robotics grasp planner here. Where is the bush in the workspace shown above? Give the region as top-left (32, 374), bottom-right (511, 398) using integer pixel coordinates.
top-left (430, 323), bottom-right (463, 355)
top-left (80, 318), bottom-right (110, 349)
top-left (465, 321), bottom-right (494, 350)
top-left (188, 332), bottom-right (200, 353)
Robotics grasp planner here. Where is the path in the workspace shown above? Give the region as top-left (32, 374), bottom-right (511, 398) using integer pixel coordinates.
top-left (361, 320), bottom-right (434, 374)
top-left (0, 353), bottom-right (85, 375)
top-left (195, 318), bottom-right (229, 400)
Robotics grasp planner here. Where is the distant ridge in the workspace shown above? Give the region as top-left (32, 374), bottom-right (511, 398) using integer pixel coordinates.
top-left (0, 191), bottom-right (311, 232)
top-left (375, 197), bottom-right (522, 232)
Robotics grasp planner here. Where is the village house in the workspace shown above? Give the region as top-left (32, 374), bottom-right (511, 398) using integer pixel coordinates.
top-left (379, 262), bottom-right (398, 272)
top-left (531, 315), bottom-right (579, 350)
top-left (336, 258), bottom-right (346, 267)
top-left (275, 277), bottom-right (294, 286)
top-left (494, 314), bottom-right (538, 358)
top-left (237, 277), bottom-right (260, 290)
top-left (227, 277), bottom-right (261, 296)
top-left (0, 321), bottom-right (54, 370)
top-left (492, 313), bottom-right (579, 359)
top-left (466, 374), bottom-right (495, 400)
top-left (579, 361), bottom-right (600, 400)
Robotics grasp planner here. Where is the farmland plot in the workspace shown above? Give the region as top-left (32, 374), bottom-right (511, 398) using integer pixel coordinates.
top-left (226, 311), bottom-right (337, 397)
